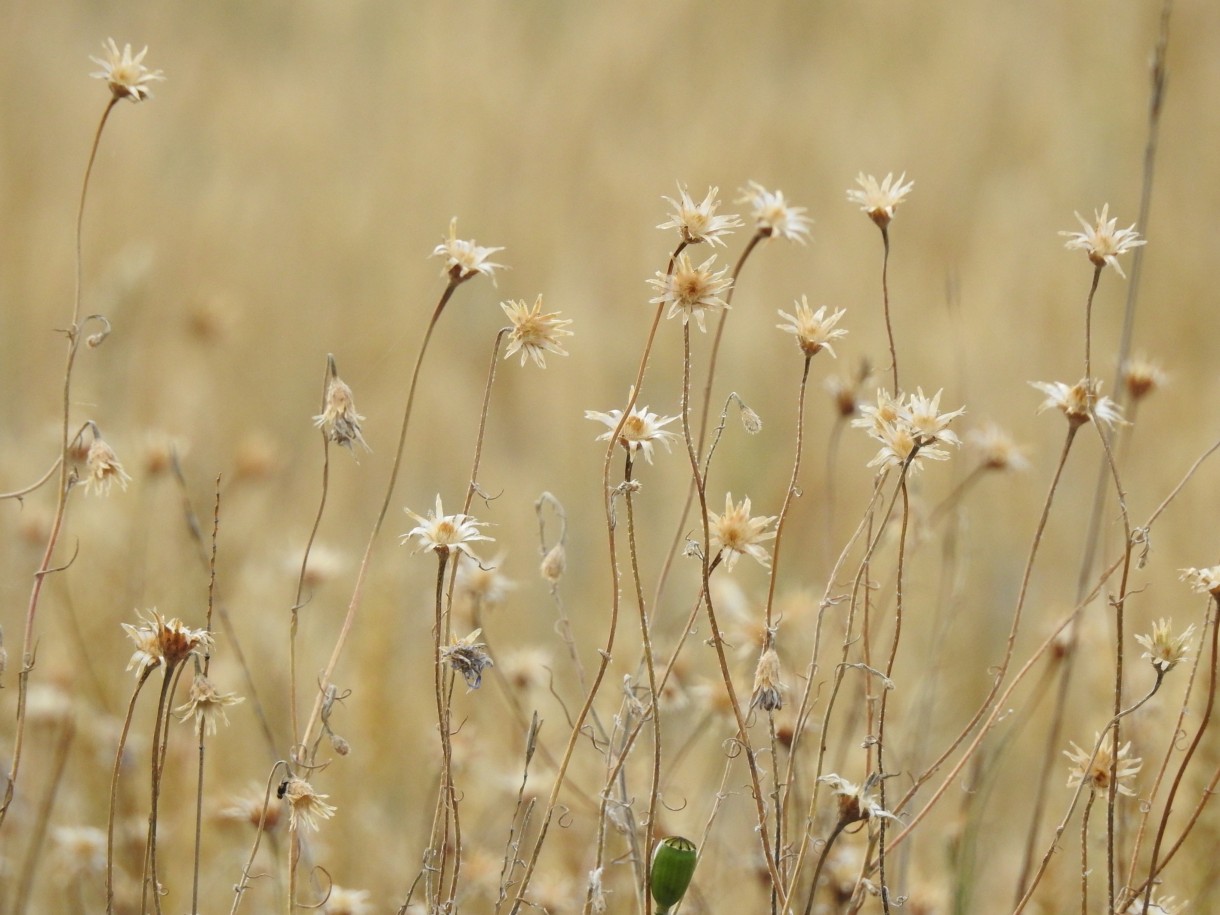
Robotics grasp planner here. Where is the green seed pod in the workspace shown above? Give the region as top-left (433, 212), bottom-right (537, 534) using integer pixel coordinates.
top-left (650, 836), bottom-right (697, 913)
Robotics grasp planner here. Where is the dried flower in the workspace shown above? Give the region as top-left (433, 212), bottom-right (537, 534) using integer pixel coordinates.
top-left (89, 39), bottom-right (164, 103)
top-left (648, 252), bottom-right (733, 333)
top-left (1031, 378), bottom-right (1125, 429)
top-left (540, 542), bottom-right (566, 583)
top-left (431, 217), bottom-right (505, 283)
top-left (314, 366), bottom-right (369, 452)
top-left (122, 608), bottom-right (211, 677)
top-left (1065, 730), bottom-right (1142, 796)
top-left (853, 388), bottom-right (964, 473)
top-left (586, 403), bottom-right (679, 464)
top-left (401, 495), bottom-right (492, 559)
top-left (708, 493), bottom-right (777, 571)
top-left (750, 647), bottom-right (785, 711)
top-left (737, 181), bottom-right (812, 244)
top-left (175, 674), bottom-right (243, 735)
top-left (456, 553), bottom-right (515, 614)
top-left (818, 773), bottom-right (898, 825)
top-left (82, 437), bottom-right (132, 496)
top-left (501, 295), bottom-right (574, 368)
top-left (1122, 353), bottom-right (1168, 402)
top-left (323, 886), bottom-right (373, 915)
top-left (218, 784), bottom-right (281, 831)
top-left (777, 297), bottom-right (847, 357)
top-left (1060, 204), bottom-right (1146, 278)
top-left (825, 373), bottom-right (861, 418)
top-left (1125, 893), bottom-right (1184, 914)
top-left (53, 825), bottom-right (107, 876)
top-left (1180, 566), bottom-right (1220, 597)
top-left (966, 422), bottom-right (1030, 472)
top-left (1135, 619), bottom-right (1196, 674)
top-left (657, 184), bottom-right (742, 247)
top-left (442, 628), bottom-right (494, 689)
top-left (281, 776), bottom-right (336, 832)
top-left (847, 172), bottom-right (913, 229)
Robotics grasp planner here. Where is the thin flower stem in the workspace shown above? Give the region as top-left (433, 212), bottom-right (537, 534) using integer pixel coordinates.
top-left (1080, 791), bottom-right (1096, 915)
top-left (108, 666), bottom-right (156, 914)
top-left (879, 225), bottom-right (897, 392)
top-left (1082, 264), bottom-right (1102, 380)
top-left (10, 717), bottom-right (74, 915)
top-left (462, 329), bottom-right (510, 516)
top-left (426, 552), bottom-right (454, 909)
top-left (144, 660), bottom-right (188, 915)
top-left (0, 457), bottom-right (64, 501)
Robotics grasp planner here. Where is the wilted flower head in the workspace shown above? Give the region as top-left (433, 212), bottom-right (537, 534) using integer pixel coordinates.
top-left (431, 217), bottom-right (505, 283)
top-left (456, 553), bottom-right (515, 615)
top-left (1122, 353), bottom-right (1168, 402)
top-left (648, 252), bottom-right (734, 332)
top-left (853, 388), bottom-right (964, 473)
top-left (818, 773), bottom-right (898, 826)
top-left (314, 360), bottom-right (369, 452)
top-left (1180, 566), bottom-right (1220, 597)
top-left (708, 493), bottom-right (777, 571)
top-left (1065, 730), bottom-right (1142, 796)
top-left (847, 172), bottom-right (914, 229)
top-left (175, 674), bottom-right (243, 735)
top-left (966, 422), bottom-right (1030, 472)
top-left (501, 295), bottom-right (574, 368)
top-left (82, 436), bottom-right (132, 496)
top-left (1031, 378), bottom-right (1125, 429)
top-left (89, 38), bottom-right (164, 102)
top-left (218, 783), bottom-right (282, 831)
top-left (442, 629), bottom-right (494, 689)
top-left (737, 181), bottom-right (812, 244)
top-left (281, 776), bottom-right (336, 832)
top-left (750, 647), bottom-right (785, 711)
top-left (53, 825), bottom-right (107, 877)
top-left (1060, 204), bottom-right (1146, 278)
top-left (657, 183), bottom-right (743, 247)
top-left (324, 886), bottom-right (374, 915)
top-left (122, 608), bottom-right (211, 677)
top-left (1135, 619), bottom-right (1196, 674)
top-left (402, 495), bottom-right (492, 560)
top-left (776, 297), bottom-right (847, 357)
top-left (586, 402), bottom-right (679, 464)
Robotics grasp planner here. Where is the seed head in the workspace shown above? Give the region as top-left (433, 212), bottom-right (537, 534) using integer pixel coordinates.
top-left (441, 628), bottom-right (494, 690)
top-left (750, 647), bottom-right (785, 711)
top-left (818, 773), bottom-right (898, 826)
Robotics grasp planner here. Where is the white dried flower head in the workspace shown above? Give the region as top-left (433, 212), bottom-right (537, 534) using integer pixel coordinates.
top-left (1125, 893), bottom-right (1185, 914)
top-left (499, 646), bottom-right (553, 692)
top-left (847, 172), bottom-right (914, 229)
top-left (1060, 204), bottom-right (1146, 278)
top-left (853, 388), bottom-right (964, 473)
top-left (1135, 619), bottom-right (1196, 674)
top-left (218, 784), bottom-right (281, 831)
top-left (1180, 566), bottom-right (1220, 597)
top-left (1122, 352), bottom-right (1169, 402)
top-left (1065, 730), bottom-right (1142, 796)
top-left (295, 544), bottom-right (347, 589)
top-left (501, 295), bottom-right (574, 368)
top-left (314, 374), bottom-right (369, 453)
top-left (323, 885), bottom-right (373, 915)
top-left (1031, 378), bottom-right (1125, 429)
top-left (818, 773), bottom-right (898, 825)
top-left (83, 437), bottom-right (132, 496)
top-left (708, 493), bottom-right (777, 571)
top-left (175, 674), bottom-right (243, 735)
top-left (657, 183), bottom-right (743, 247)
top-left (648, 252), bottom-right (734, 333)
top-left (281, 776), bottom-right (336, 832)
top-left (776, 297), bottom-right (847, 357)
top-left (121, 608), bottom-right (212, 677)
top-left (966, 422), bottom-right (1030, 472)
top-left (431, 217), bottom-right (505, 283)
top-left (442, 628), bottom-right (494, 689)
top-left (586, 403), bottom-right (679, 464)
top-left (750, 647), bottom-right (785, 711)
top-left (53, 825), bottom-right (107, 876)
top-left (456, 553), bottom-right (515, 614)
top-left (737, 181), bottom-right (812, 244)
top-left (825, 373), bottom-right (860, 418)
top-left (401, 495), bottom-right (493, 560)
top-left (89, 39), bottom-right (164, 103)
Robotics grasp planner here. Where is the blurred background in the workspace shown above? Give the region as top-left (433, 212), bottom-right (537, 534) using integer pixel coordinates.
top-left (2, 1), bottom-right (1219, 911)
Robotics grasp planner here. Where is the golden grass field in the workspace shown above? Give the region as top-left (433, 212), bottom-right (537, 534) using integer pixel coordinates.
top-left (3, 2), bottom-right (1220, 913)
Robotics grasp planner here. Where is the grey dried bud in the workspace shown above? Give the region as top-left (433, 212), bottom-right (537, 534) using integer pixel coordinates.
top-left (541, 543), bottom-right (566, 583)
top-left (330, 733), bottom-right (351, 756)
top-left (739, 405), bottom-right (763, 434)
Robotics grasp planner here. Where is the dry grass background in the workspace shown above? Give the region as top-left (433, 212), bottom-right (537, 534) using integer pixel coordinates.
top-left (3, 1), bottom-right (1220, 912)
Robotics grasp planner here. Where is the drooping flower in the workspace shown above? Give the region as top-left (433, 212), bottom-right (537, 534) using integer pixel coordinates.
top-left (750, 647), bottom-right (785, 711)
top-left (648, 252), bottom-right (733, 332)
top-left (1060, 204), bottom-right (1146, 278)
top-left (737, 181), bottom-right (812, 244)
top-left (281, 776), bottom-right (336, 832)
top-left (776, 297), bottom-right (847, 357)
top-left (175, 674), bottom-right (244, 735)
top-left (847, 172), bottom-right (914, 229)
top-left (1064, 730), bottom-right (1142, 796)
top-left (707, 493), bottom-right (777, 571)
top-left (586, 403), bottom-right (679, 464)
top-left (1180, 566), bottom-right (1220, 597)
top-left (401, 495), bottom-right (493, 560)
top-left (818, 773), bottom-right (899, 825)
top-left (657, 184), bottom-right (743, 247)
top-left (431, 217), bottom-right (505, 283)
top-left (82, 437), bottom-right (132, 496)
top-left (89, 39), bottom-right (164, 103)
top-left (314, 362), bottom-right (369, 452)
top-left (501, 295), bottom-right (574, 368)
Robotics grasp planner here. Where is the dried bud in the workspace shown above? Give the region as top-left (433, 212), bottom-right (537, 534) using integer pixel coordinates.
top-left (540, 543), bottom-right (566, 583)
